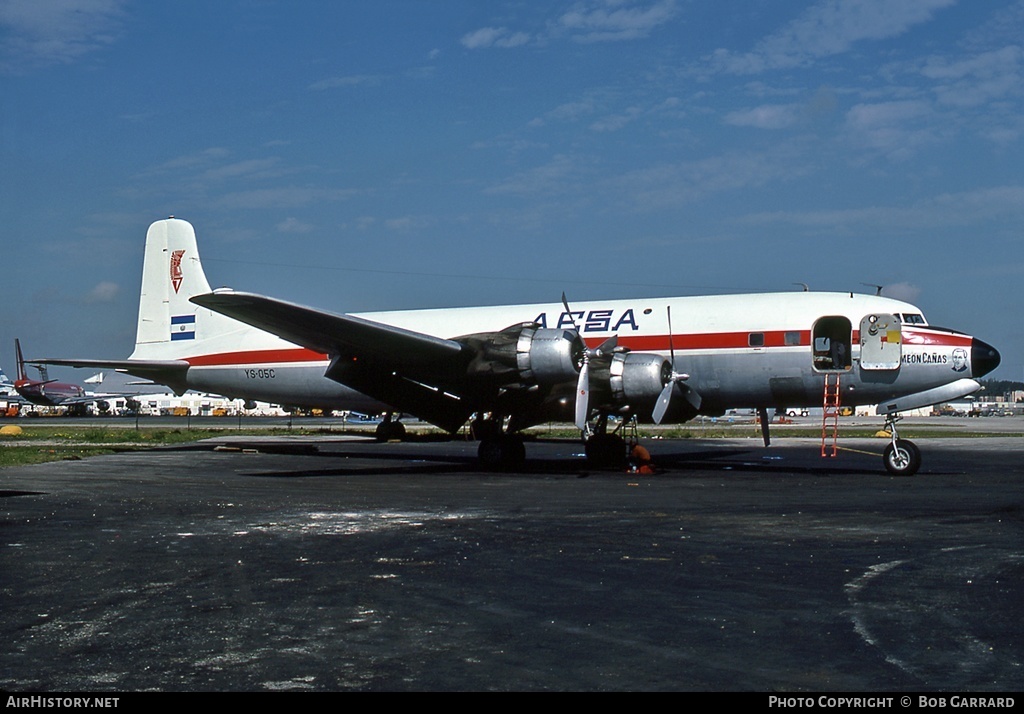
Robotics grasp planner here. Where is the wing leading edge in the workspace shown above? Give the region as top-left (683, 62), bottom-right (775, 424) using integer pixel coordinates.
top-left (191, 290), bottom-right (477, 432)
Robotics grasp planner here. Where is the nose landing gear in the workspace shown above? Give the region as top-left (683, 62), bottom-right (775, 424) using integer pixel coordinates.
top-left (882, 414), bottom-right (921, 476)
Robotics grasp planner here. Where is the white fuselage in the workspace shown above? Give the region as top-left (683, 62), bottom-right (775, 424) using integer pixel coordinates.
top-left (177, 291), bottom-right (986, 418)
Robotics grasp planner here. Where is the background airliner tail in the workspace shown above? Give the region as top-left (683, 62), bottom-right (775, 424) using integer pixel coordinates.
top-left (129, 218), bottom-right (247, 361)
top-left (15, 338), bottom-right (27, 381)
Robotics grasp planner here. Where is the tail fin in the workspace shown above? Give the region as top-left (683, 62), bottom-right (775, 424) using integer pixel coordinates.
top-left (129, 218), bottom-right (245, 360)
top-left (15, 338), bottom-right (26, 381)
top-left (13, 338), bottom-right (49, 383)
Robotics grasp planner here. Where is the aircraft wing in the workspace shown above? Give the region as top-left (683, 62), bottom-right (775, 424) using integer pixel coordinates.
top-left (192, 291), bottom-right (464, 364)
top-left (31, 359), bottom-right (191, 396)
top-left (191, 290), bottom-right (478, 431)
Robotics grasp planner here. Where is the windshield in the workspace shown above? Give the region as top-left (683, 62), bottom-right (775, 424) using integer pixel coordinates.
top-left (900, 313), bottom-right (927, 326)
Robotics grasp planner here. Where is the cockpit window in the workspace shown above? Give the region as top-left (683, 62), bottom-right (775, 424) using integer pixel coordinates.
top-left (900, 313), bottom-right (927, 325)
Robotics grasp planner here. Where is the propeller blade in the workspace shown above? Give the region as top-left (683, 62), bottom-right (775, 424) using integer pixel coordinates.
top-left (562, 291), bottom-right (593, 430)
top-left (574, 360), bottom-right (590, 430)
top-left (682, 382), bottom-right (701, 410)
top-left (652, 380), bottom-right (674, 424)
top-left (594, 335), bottom-right (617, 356)
top-left (651, 305), bottom-right (679, 424)
top-left (666, 305), bottom-right (676, 365)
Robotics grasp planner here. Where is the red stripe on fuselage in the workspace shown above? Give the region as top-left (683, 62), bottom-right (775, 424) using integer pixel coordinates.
top-left (604, 330), bottom-right (811, 352)
top-left (180, 328), bottom-right (971, 367)
top-left (185, 348), bottom-right (328, 367)
top-left (903, 329), bottom-right (972, 347)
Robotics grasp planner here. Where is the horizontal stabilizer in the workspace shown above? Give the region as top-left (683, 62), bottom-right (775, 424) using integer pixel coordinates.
top-left (875, 378), bottom-right (981, 415)
top-left (32, 359), bottom-right (191, 396)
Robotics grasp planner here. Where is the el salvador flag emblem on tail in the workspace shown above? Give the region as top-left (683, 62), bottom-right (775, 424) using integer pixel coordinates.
top-left (171, 314), bottom-right (196, 341)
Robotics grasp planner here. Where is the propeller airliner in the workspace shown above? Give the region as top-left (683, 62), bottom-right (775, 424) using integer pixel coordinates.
top-left (37, 218), bottom-right (1000, 475)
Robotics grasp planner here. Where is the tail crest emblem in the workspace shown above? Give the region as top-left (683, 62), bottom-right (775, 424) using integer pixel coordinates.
top-left (170, 250), bottom-right (185, 294)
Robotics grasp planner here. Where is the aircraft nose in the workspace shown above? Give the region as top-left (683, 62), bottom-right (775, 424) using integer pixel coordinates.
top-left (971, 338), bottom-right (1001, 378)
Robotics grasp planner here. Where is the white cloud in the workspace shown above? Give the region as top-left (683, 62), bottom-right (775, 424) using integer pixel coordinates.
top-left (708, 0), bottom-right (956, 74)
top-left (738, 185), bottom-right (1024, 232)
top-left (276, 217), bottom-right (314, 234)
top-left (881, 282), bottom-right (921, 303)
top-left (484, 155), bottom-right (579, 196)
top-left (0, 0), bottom-right (126, 72)
top-left (217, 187), bottom-right (359, 210)
top-left (558, 0), bottom-right (677, 43)
top-left (202, 159), bottom-right (283, 182)
top-left (460, 26), bottom-right (530, 49)
top-left (463, 1), bottom-right (676, 49)
top-left (921, 45), bottom-right (1024, 107)
top-left (308, 74), bottom-right (386, 91)
top-left (138, 148), bottom-right (232, 177)
top-left (609, 145), bottom-right (814, 210)
top-left (590, 106), bottom-right (642, 132)
top-left (83, 281), bottom-right (119, 304)
top-left (724, 104), bottom-right (801, 130)
top-left (843, 100), bottom-right (937, 159)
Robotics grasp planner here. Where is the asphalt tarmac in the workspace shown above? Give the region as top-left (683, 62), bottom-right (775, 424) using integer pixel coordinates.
top-left (2, 431), bottom-right (1022, 691)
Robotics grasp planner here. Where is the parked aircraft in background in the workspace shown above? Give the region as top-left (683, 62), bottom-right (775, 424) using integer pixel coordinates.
top-left (37, 218), bottom-right (1000, 474)
top-left (0, 366), bottom-right (15, 398)
top-left (9, 339), bottom-right (110, 415)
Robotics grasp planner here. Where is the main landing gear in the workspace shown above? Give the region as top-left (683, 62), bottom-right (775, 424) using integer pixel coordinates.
top-left (472, 416), bottom-right (526, 470)
top-left (583, 414), bottom-right (631, 468)
top-left (881, 413), bottom-right (921, 476)
top-left (374, 413), bottom-right (407, 442)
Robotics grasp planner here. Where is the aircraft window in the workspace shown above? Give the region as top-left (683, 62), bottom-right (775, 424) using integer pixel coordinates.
top-left (901, 313), bottom-right (926, 325)
top-left (749, 332), bottom-right (765, 347)
top-left (785, 331), bottom-right (801, 346)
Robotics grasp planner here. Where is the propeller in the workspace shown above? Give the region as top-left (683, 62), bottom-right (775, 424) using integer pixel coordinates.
top-left (652, 305), bottom-right (698, 424)
top-left (562, 293), bottom-right (589, 430)
top-left (563, 292), bottom-right (617, 431)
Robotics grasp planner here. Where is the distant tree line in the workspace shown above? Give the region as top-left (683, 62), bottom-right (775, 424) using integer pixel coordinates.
top-left (978, 379), bottom-right (1024, 401)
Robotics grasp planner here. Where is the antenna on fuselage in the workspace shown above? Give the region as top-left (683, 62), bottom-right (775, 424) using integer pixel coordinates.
top-left (862, 283), bottom-right (884, 296)
top-left (793, 283), bottom-right (809, 292)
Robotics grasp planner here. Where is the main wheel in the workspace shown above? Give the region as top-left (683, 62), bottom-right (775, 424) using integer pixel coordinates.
top-left (883, 439), bottom-right (921, 476)
top-left (375, 420), bottom-right (406, 442)
top-left (585, 433), bottom-right (628, 468)
top-left (478, 434), bottom-right (526, 470)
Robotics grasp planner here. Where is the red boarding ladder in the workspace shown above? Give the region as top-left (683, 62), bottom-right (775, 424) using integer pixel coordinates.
top-left (821, 373), bottom-right (841, 457)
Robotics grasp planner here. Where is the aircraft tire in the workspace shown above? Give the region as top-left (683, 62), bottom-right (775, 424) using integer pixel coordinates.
top-left (375, 420), bottom-right (406, 442)
top-left (585, 433), bottom-right (627, 468)
top-left (883, 439), bottom-right (921, 477)
top-left (478, 434), bottom-right (526, 470)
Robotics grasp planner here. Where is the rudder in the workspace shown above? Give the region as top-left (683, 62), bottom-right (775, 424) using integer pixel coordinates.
top-left (130, 218), bottom-right (238, 360)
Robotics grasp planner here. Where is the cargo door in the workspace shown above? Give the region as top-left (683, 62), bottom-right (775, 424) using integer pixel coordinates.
top-left (859, 313), bottom-right (901, 371)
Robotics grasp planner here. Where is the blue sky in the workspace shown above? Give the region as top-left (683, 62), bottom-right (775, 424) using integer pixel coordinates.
top-left (1, 0), bottom-right (1022, 382)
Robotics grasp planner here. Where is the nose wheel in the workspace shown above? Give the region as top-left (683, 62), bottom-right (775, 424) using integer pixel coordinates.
top-left (882, 414), bottom-right (921, 476)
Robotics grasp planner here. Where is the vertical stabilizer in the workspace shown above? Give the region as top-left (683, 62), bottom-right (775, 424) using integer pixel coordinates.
top-left (130, 218), bottom-right (244, 360)
top-left (15, 338), bottom-right (26, 382)
top-left (135, 218), bottom-right (212, 348)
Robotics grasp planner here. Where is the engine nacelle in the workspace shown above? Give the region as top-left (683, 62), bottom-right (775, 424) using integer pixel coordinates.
top-left (608, 352), bottom-right (672, 408)
top-left (515, 326), bottom-right (584, 386)
top-left (461, 323), bottom-right (584, 387)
